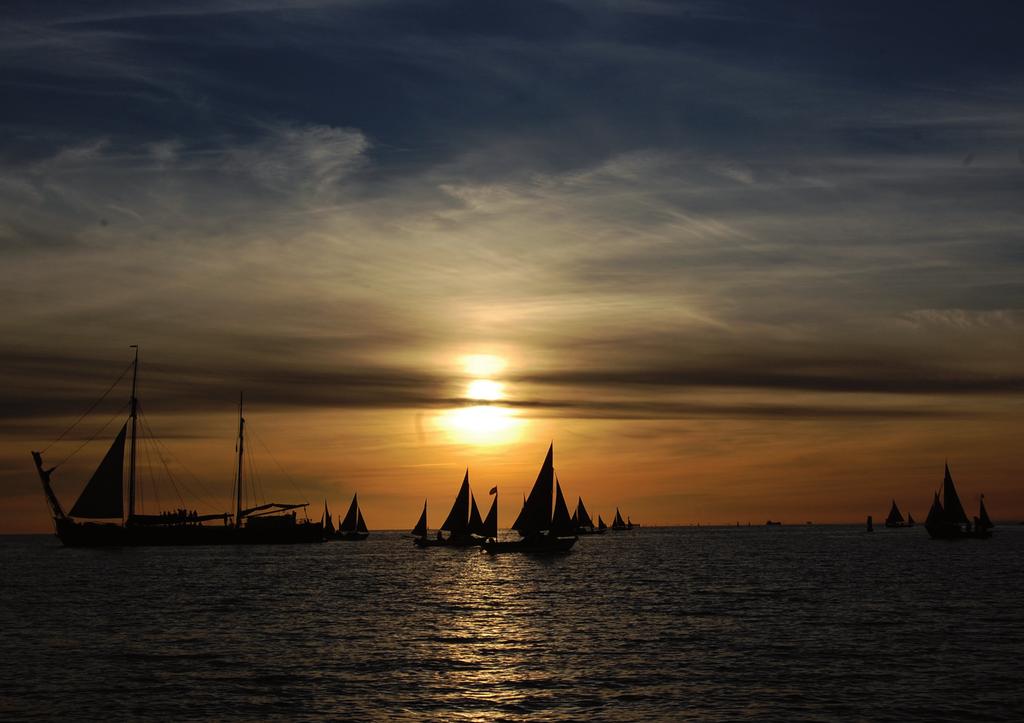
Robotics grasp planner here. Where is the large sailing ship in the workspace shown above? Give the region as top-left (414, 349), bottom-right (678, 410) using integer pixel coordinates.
top-left (925, 463), bottom-right (993, 540)
top-left (32, 350), bottom-right (322, 546)
top-left (481, 444), bottom-right (577, 554)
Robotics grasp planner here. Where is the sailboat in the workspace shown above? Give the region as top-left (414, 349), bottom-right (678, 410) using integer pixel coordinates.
top-left (925, 463), bottom-right (993, 540)
top-left (31, 350), bottom-right (321, 546)
top-left (884, 500), bottom-right (909, 528)
top-left (610, 508), bottom-right (636, 530)
top-left (481, 444), bottom-right (577, 554)
top-left (415, 470), bottom-right (488, 547)
top-left (334, 493), bottom-right (369, 540)
top-left (573, 496), bottom-right (604, 535)
top-left (597, 515), bottom-right (608, 532)
top-left (322, 500), bottom-right (336, 537)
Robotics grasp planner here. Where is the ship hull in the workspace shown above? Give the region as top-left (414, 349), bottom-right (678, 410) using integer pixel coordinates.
top-left (413, 534), bottom-right (481, 548)
top-left (54, 517), bottom-right (324, 547)
top-left (332, 531), bottom-right (369, 541)
top-left (481, 535), bottom-right (577, 554)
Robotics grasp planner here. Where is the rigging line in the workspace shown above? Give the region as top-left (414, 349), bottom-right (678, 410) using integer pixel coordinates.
top-left (51, 403), bottom-right (128, 469)
top-left (139, 407), bottom-right (215, 506)
top-left (42, 359), bottom-right (133, 454)
top-left (250, 426), bottom-right (310, 505)
top-left (138, 412), bottom-right (184, 510)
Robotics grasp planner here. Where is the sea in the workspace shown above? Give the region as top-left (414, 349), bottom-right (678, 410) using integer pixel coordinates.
top-left (2, 525), bottom-right (1022, 721)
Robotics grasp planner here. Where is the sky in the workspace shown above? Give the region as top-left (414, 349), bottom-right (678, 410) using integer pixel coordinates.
top-left (2, 0), bottom-right (1023, 533)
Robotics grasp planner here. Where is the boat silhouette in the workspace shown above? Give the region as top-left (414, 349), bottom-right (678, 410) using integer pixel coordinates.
top-left (925, 463), bottom-right (994, 539)
top-left (414, 470), bottom-right (493, 547)
top-left (332, 493), bottom-right (369, 540)
top-left (481, 444), bottom-right (577, 554)
top-left (32, 349), bottom-right (321, 546)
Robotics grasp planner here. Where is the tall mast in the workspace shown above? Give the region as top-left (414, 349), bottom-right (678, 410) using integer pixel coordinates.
top-left (127, 345), bottom-right (139, 521)
top-left (235, 391), bottom-right (245, 528)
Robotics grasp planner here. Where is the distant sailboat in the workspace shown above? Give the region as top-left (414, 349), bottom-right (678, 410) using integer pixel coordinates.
top-left (884, 500), bottom-right (909, 528)
top-left (610, 508), bottom-right (636, 530)
top-left (322, 500), bottom-right (336, 537)
top-left (597, 515), bottom-right (608, 532)
top-left (481, 444), bottom-right (577, 554)
top-left (335, 493), bottom-right (369, 540)
top-left (411, 499), bottom-right (429, 540)
top-left (925, 463), bottom-right (993, 540)
top-left (573, 496), bottom-right (604, 535)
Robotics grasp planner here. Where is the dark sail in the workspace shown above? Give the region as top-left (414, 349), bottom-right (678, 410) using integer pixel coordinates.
top-left (597, 515), bottom-right (607, 531)
top-left (510, 495), bottom-right (527, 531)
top-left (978, 495), bottom-right (993, 531)
top-left (412, 500), bottom-right (428, 537)
top-left (323, 501), bottom-right (335, 535)
top-left (550, 480), bottom-right (575, 536)
top-left (482, 495), bottom-right (498, 538)
top-left (70, 423), bottom-right (127, 519)
top-left (885, 500), bottom-right (904, 525)
top-left (925, 492), bottom-right (944, 527)
top-left (942, 464), bottom-right (969, 525)
top-left (516, 444), bottom-right (553, 536)
top-left (468, 494), bottom-right (485, 536)
top-left (576, 497), bottom-right (594, 528)
top-left (356, 509), bottom-right (368, 533)
top-left (613, 508), bottom-right (626, 528)
top-left (571, 509), bottom-right (578, 528)
top-left (906, 513), bottom-right (915, 526)
top-left (339, 493), bottom-right (360, 532)
top-left (441, 471), bottom-right (471, 533)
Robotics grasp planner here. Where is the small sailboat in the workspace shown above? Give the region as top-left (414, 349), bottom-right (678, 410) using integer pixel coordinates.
top-left (597, 515), bottom-right (608, 532)
top-left (415, 470), bottom-right (488, 547)
top-left (610, 508), bottom-right (636, 530)
top-left (322, 500), bottom-right (336, 537)
top-left (573, 496), bottom-right (604, 535)
top-left (335, 493), bottom-right (369, 540)
top-left (481, 444), bottom-right (577, 554)
top-left (411, 499), bottom-right (429, 540)
top-left (925, 463), bottom-right (993, 540)
top-left (866, 515), bottom-right (873, 532)
top-left (884, 500), bottom-right (909, 528)
top-left (906, 513), bottom-right (916, 527)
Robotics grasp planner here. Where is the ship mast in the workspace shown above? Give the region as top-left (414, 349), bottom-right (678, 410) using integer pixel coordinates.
top-left (127, 344), bottom-right (139, 522)
top-left (235, 391), bottom-right (245, 528)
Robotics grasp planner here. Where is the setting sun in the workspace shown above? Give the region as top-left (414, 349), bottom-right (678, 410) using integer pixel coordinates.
top-left (466, 379), bottom-right (503, 401)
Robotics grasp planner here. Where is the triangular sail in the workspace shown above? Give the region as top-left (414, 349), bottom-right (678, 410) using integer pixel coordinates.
top-left (412, 500), bottom-right (428, 537)
top-left (597, 515), bottom-right (607, 531)
top-left (906, 513), bottom-right (915, 526)
top-left (70, 423), bottom-right (127, 519)
top-left (613, 508), bottom-right (626, 527)
top-left (339, 493), bottom-right (359, 532)
top-left (516, 444), bottom-right (554, 536)
top-left (942, 464), bottom-right (969, 525)
top-left (468, 494), bottom-right (485, 536)
top-left (482, 495), bottom-right (498, 539)
top-left (356, 509), bottom-right (368, 533)
top-left (885, 500), bottom-right (904, 525)
top-left (978, 495), bottom-right (993, 531)
top-left (925, 492), bottom-right (944, 527)
top-left (441, 471), bottom-right (471, 533)
top-left (324, 500), bottom-right (335, 535)
top-left (510, 495), bottom-right (527, 531)
top-left (550, 480), bottom-right (575, 536)
top-left (576, 497), bottom-right (594, 528)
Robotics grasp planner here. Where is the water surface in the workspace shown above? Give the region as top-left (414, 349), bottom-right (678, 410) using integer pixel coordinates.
top-left (2, 526), bottom-right (1022, 720)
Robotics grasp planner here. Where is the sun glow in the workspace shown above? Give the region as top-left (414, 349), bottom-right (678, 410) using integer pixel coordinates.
top-left (467, 379), bottom-right (503, 401)
top-left (438, 405), bottom-right (523, 446)
top-left (461, 354), bottom-right (507, 378)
